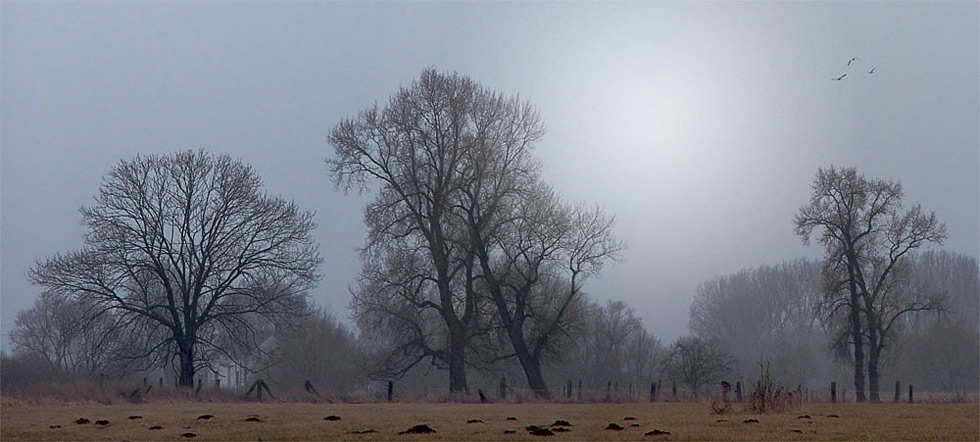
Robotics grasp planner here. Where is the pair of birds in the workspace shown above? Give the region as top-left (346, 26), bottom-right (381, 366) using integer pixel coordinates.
top-left (833, 57), bottom-right (875, 81)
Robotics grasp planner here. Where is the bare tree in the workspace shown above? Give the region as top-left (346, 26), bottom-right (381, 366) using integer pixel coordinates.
top-left (10, 292), bottom-right (132, 380)
top-left (328, 69), bottom-right (532, 393)
top-left (663, 336), bottom-right (734, 399)
top-left (795, 166), bottom-right (946, 401)
top-left (259, 307), bottom-right (366, 395)
top-left (690, 260), bottom-right (827, 386)
top-left (563, 300), bottom-right (664, 392)
top-left (470, 185), bottom-right (623, 399)
top-left (30, 150), bottom-right (321, 387)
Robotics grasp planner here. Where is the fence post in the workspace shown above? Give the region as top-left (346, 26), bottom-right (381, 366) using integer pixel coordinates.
top-left (831, 382), bottom-right (837, 403)
top-left (158, 377), bottom-right (163, 389)
top-left (894, 381), bottom-right (900, 403)
top-left (736, 381), bottom-right (743, 402)
top-left (908, 384), bottom-right (913, 403)
top-left (650, 382), bottom-right (656, 402)
top-left (387, 380), bottom-right (393, 402)
top-left (566, 379), bottom-right (572, 399)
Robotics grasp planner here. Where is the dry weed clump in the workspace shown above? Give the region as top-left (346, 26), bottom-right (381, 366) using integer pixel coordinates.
top-left (745, 362), bottom-right (794, 414)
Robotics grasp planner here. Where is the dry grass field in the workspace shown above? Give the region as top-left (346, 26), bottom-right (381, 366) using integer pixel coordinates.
top-left (2, 400), bottom-right (977, 441)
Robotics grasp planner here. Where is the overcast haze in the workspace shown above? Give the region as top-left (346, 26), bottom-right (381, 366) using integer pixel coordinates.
top-left (2, 2), bottom-right (977, 350)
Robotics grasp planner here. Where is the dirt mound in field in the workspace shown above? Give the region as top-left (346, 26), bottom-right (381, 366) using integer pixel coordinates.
top-left (399, 424), bottom-right (436, 434)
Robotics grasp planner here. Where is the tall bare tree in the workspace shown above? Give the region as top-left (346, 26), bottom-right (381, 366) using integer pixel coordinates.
top-left (328, 69), bottom-right (526, 393)
top-left (30, 150), bottom-right (321, 387)
top-left (329, 69), bottom-right (620, 398)
top-left (795, 166), bottom-right (945, 401)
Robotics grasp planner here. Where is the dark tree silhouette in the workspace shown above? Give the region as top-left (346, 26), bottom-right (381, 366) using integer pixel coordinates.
top-left (30, 150), bottom-right (321, 387)
top-left (795, 166), bottom-right (945, 401)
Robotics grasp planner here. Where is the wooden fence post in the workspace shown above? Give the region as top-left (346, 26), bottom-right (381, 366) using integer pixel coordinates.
top-left (566, 379), bottom-right (572, 399)
top-left (894, 381), bottom-right (900, 403)
top-left (649, 382), bottom-right (656, 402)
top-left (831, 382), bottom-right (837, 403)
top-left (908, 384), bottom-right (913, 403)
top-left (387, 380), bottom-right (393, 402)
top-left (735, 381), bottom-right (742, 402)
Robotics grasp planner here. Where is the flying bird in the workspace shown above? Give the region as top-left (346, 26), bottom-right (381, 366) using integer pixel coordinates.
top-left (868, 66), bottom-right (876, 75)
top-left (847, 57), bottom-right (859, 66)
top-left (832, 73), bottom-right (847, 81)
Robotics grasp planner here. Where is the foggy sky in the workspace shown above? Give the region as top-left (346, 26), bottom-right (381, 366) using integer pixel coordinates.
top-left (2, 2), bottom-right (977, 350)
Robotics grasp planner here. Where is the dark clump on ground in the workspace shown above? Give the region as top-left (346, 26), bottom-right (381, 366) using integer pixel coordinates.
top-left (350, 429), bottom-right (377, 434)
top-left (551, 420), bottom-right (572, 427)
top-left (506, 416), bottom-right (518, 421)
top-left (128, 415), bottom-right (143, 420)
top-left (793, 429), bottom-right (804, 433)
top-left (605, 423), bottom-right (625, 431)
top-left (645, 429), bottom-right (671, 436)
top-left (503, 429), bottom-right (517, 434)
top-left (196, 414), bottom-right (214, 420)
top-left (797, 414), bottom-right (812, 419)
top-left (528, 427), bottom-right (555, 436)
top-left (466, 419), bottom-right (484, 424)
top-left (630, 423), bottom-right (641, 427)
top-left (180, 432), bottom-right (197, 438)
top-left (552, 427), bottom-right (570, 433)
top-left (149, 426), bottom-right (164, 430)
top-left (826, 414), bottom-right (840, 418)
top-left (743, 418), bottom-right (760, 424)
top-left (245, 417), bottom-right (262, 422)
top-left (526, 425), bottom-right (543, 432)
top-left (49, 425), bottom-right (61, 429)
top-left (716, 419), bottom-right (728, 423)
top-left (624, 416), bottom-right (637, 421)
top-left (94, 420), bottom-right (110, 426)
top-left (74, 418), bottom-right (90, 425)
top-left (323, 415), bottom-right (342, 421)
top-left (399, 424), bottom-right (436, 434)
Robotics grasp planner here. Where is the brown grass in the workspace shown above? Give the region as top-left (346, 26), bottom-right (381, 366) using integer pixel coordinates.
top-left (2, 400), bottom-right (977, 440)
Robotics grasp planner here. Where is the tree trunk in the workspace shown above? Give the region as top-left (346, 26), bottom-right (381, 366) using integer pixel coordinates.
top-left (846, 257), bottom-right (867, 403)
top-left (868, 335), bottom-right (881, 402)
top-left (514, 342), bottom-right (550, 399)
top-left (177, 342), bottom-right (195, 388)
top-left (447, 323), bottom-right (468, 395)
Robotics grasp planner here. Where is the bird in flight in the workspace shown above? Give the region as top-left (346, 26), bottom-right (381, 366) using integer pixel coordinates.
top-left (847, 57), bottom-right (859, 66)
top-left (833, 73), bottom-right (847, 81)
top-left (868, 66), bottom-right (876, 75)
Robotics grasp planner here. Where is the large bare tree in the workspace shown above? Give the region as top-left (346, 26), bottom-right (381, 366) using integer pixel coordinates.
top-left (30, 150), bottom-right (321, 387)
top-left (795, 166), bottom-right (945, 401)
top-left (329, 69), bottom-right (620, 397)
top-left (328, 69), bottom-right (522, 393)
